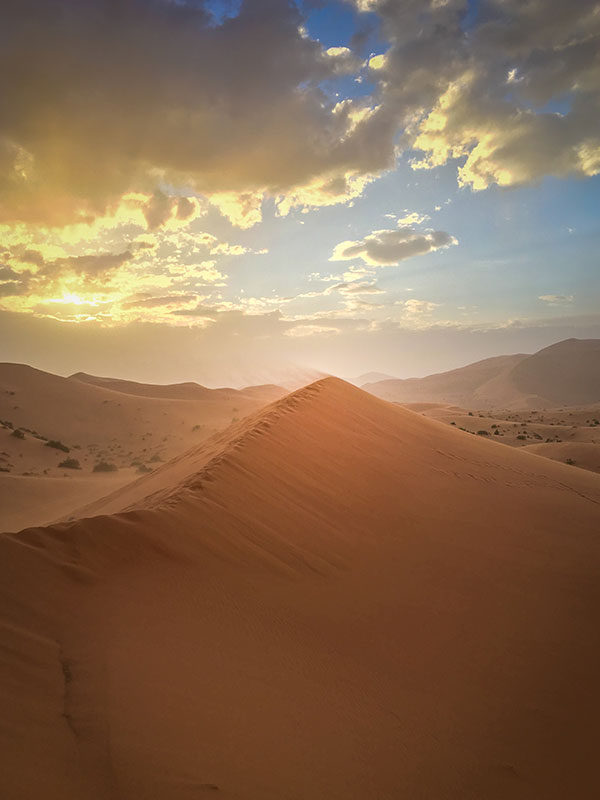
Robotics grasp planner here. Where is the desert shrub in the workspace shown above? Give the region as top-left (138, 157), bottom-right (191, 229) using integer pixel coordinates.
top-left (450, 421), bottom-right (456, 425)
top-left (0, 466), bottom-right (10, 472)
top-left (11, 428), bottom-right (25, 439)
top-left (566, 458), bottom-right (575, 465)
top-left (477, 430), bottom-right (489, 436)
top-left (148, 453), bottom-right (162, 463)
top-left (136, 464), bottom-right (152, 474)
top-left (46, 440), bottom-right (70, 453)
top-left (93, 461), bottom-right (117, 473)
top-left (494, 430), bottom-right (500, 435)
top-left (468, 411), bottom-right (474, 416)
top-left (516, 434), bottom-right (526, 440)
top-left (59, 458), bottom-right (81, 470)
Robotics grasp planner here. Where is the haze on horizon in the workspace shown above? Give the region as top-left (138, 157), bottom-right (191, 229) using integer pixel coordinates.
top-left (1, 0), bottom-right (599, 386)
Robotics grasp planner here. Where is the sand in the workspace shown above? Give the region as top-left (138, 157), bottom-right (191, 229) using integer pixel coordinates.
top-left (0, 363), bottom-right (285, 531)
top-left (2, 378), bottom-right (600, 799)
top-left (409, 402), bottom-right (600, 474)
top-left (364, 338), bottom-right (600, 409)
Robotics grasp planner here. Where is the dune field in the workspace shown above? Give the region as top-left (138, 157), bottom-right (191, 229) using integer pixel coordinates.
top-left (2, 378), bottom-right (600, 799)
top-left (0, 363), bottom-right (285, 531)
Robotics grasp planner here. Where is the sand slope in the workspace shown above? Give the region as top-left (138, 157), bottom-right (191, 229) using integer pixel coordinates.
top-left (0, 363), bottom-right (285, 530)
top-left (364, 353), bottom-right (528, 406)
top-left (509, 338), bottom-right (600, 406)
top-left (364, 338), bottom-right (600, 409)
top-left (2, 378), bottom-right (600, 799)
top-left (407, 401), bottom-right (600, 474)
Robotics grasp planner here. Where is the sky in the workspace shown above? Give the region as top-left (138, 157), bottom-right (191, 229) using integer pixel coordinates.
top-left (0, 0), bottom-right (599, 386)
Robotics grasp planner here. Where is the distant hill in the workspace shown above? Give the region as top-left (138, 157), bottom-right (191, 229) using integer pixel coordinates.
top-left (509, 338), bottom-right (600, 406)
top-left (363, 339), bottom-right (600, 409)
top-left (70, 371), bottom-right (284, 403)
top-left (348, 371), bottom-right (397, 386)
top-left (363, 354), bottom-right (528, 407)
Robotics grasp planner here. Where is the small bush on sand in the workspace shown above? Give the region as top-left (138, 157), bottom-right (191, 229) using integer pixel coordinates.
top-left (46, 440), bottom-right (70, 453)
top-left (93, 461), bottom-right (117, 473)
top-left (516, 434), bottom-right (527, 441)
top-left (59, 458), bottom-right (81, 470)
top-left (477, 430), bottom-right (489, 436)
top-left (11, 428), bottom-right (25, 439)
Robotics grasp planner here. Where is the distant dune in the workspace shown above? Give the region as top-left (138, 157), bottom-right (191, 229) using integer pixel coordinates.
top-left (509, 338), bottom-right (600, 406)
top-left (2, 378), bottom-right (600, 799)
top-left (0, 363), bottom-right (286, 531)
top-left (348, 371), bottom-right (397, 385)
top-left (363, 353), bottom-right (528, 406)
top-left (363, 338), bottom-right (600, 409)
top-left (70, 371), bottom-right (284, 403)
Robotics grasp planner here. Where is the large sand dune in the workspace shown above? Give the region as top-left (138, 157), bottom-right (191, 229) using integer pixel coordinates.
top-left (364, 338), bottom-right (600, 409)
top-left (2, 378), bottom-right (600, 799)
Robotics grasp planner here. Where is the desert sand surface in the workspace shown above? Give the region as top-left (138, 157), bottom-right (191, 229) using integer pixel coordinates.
top-left (364, 338), bottom-right (600, 409)
top-left (2, 377), bottom-right (600, 799)
top-left (407, 402), bottom-right (600, 474)
top-left (0, 363), bottom-right (285, 530)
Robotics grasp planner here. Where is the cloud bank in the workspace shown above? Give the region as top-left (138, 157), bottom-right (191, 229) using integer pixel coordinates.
top-left (1, 0), bottom-right (597, 233)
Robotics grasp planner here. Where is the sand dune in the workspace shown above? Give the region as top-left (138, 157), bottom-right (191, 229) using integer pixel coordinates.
top-left (70, 371), bottom-right (283, 403)
top-left (364, 353), bottom-right (528, 406)
top-left (364, 338), bottom-right (600, 409)
top-left (509, 338), bottom-right (600, 406)
top-left (2, 378), bottom-right (600, 799)
top-left (0, 363), bottom-right (285, 531)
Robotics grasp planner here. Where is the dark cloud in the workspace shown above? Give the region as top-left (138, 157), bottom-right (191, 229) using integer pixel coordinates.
top-left (0, 265), bottom-right (31, 296)
top-left (0, 0), bottom-right (597, 229)
top-left (361, 0), bottom-right (600, 188)
top-left (331, 227), bottom-right (457, 266)
top-left (0, 0), bottom-right (364, 225)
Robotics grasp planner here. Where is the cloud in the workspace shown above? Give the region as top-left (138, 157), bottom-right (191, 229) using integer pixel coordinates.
top-left (0, 0), bottom-right (390, 228)
top-left (538, 294), bottom-right (574, 306)
top-left (284, 324), bottom-right (341, 338)
top-left (353, 0), bottom-right (600, 189)
top-left (330, 227), bottom-right (457, 266)
top-left (0, 0), bottom-right (597, 240)
top-left (400, 298), bottom-right (440, 316)
top-left (121, 293), bottom-right (199, 310)
top-left (395, 211), bottom-right (430, 226)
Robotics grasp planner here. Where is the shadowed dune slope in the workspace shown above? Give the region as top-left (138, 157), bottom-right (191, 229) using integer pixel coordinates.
top-left (509, 338), bottom-right (600, 406)
top-left (364, 338), bottom-right (600, 409)
top-left (363, 353), bottom-right (528, 406)
top-left (2, 378), bottom-right (600, 799)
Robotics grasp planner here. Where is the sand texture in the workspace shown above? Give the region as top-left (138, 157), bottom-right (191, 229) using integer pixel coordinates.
top-left (2, 378), bottom-right (600, 799)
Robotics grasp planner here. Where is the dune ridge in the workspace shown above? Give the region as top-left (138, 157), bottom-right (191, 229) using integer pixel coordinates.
top-left (2, 378), bottom-right (600, 799)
